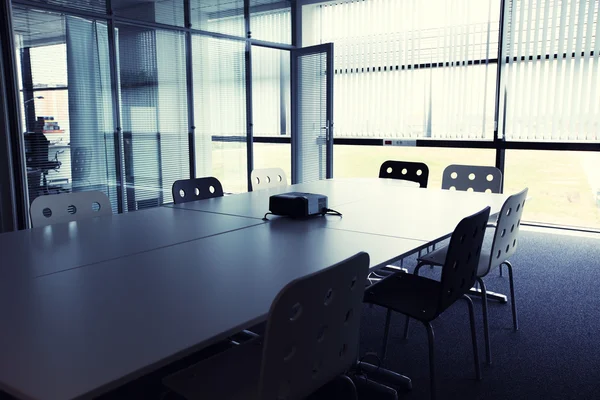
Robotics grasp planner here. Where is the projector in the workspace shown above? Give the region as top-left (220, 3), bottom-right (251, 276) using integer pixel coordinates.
top-left (269, 192), bottom-right (328, 218)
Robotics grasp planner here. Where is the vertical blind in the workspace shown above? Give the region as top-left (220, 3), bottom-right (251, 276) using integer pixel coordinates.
top-left (296, 51), bottom-right (328, 183)
top-left (250, 0), bottom-right (292, 44)
top-left (501, 0), bottom-right (600, 141)
top-left (117, 25), bottom-right (189, 208)
top-left (12, 7), bottom-right (119, 212)
top-left (192, 35), bottom-right (247, 193)
top-left (252, 45), bottom-right (290, 137)
top-left (312, 0), bottom-right (499, 139)
top-left (190, 0), bottom-right (245, 37)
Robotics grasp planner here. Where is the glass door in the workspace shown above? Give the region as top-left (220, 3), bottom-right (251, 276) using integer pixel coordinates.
top-left (291, 43), bottom-right (334, 184)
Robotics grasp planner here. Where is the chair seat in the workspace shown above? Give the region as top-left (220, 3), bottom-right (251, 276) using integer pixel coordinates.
top-left (163, 338), bottom-right (263, 400)
top-left (418, 246), bottom-right (492, 277)
top-left (364, 273), bottom-right (441, 321)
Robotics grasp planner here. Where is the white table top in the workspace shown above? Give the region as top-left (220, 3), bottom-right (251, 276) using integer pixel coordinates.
top-left (0, 178), bottom-right (509, 400)
top-left (323, 187), bottom-right (507, 242)
top-left (167, 178), bottom-right (417, 219)
top-left (0, 221), bottom-right (425, 400)
top-left (0, 206), bottom-right (263, 280)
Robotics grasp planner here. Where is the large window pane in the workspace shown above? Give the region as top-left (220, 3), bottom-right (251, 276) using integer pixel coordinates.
top-left (113, 0), bottom-right (185, 27)
top-left (304, 0), bottom-right (500, 140)
top-left (192, 35), bottom-right (247, 193)
top-left (500, 0), bottom-right (600, 142)
top-left (117, 25), bottom-right (189, 208)
top-left (253, 143), bottom-right (291, 181)
top-left (334, 146), bottom-right (495, 189)
top-left (13, 7), bottom-right (118, 212)
top-left (250, 0), bottom-right (292, 44)
top-left (190, 0), bottom-right (245, 37)
top-left (504, 150), bottom-right (600, 229)
top-left (20, 0), bottom-right (107, 14)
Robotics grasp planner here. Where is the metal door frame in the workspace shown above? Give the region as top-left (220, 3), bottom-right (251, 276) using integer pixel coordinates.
top-left (290, 42), bottom-right (334, 184)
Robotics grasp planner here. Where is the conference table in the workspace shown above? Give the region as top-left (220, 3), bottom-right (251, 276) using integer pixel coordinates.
top-left (0, 178), bottom-right (508, 400)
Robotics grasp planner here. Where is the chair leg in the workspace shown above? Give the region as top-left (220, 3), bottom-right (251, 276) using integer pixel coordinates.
top-left (339, 374), bottom-right (359, 400)
top-left (477, 277), bottom-right (492, 365)
top-left (404, 262), bottom-right (427, 340)
top-left (423, 321), bottom-right (436, 400)
top-left (381, 308), bottom-right (393, 361)
top-left (461, 295), bottom-right (481, 381)
top-left (504, 261), bottom-right (519, 331)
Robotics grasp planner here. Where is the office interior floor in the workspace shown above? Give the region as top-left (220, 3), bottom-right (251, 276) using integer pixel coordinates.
top-left (41, 226), bottom-right (598, 400)
top-left (359, 226), bottom-right (600, 400)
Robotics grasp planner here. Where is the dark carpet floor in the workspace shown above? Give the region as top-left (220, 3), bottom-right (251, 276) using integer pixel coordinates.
top-left (359, 228), bottom-right (600, 400)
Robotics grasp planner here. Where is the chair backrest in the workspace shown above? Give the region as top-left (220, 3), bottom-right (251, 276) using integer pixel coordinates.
top-left (30, 191), bottom-right (112, 227)
top-left (251, 168), bottom-right (288, 191)
top-left (378, 160), bottom-right (429, 188)
top-left (171, 177), bottom-right (224, 204)
top-left (259, 252), bottom-right (370, 400)
top-left (485, 188), bottom-right (529, 275)
top-left (442, 164), bottom-right (503, 193)
top-left (438, 206), bottom-right (491, 313)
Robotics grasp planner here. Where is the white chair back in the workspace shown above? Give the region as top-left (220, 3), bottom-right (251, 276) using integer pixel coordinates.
top-left (442, 164), bottom-right (503, 193)
top-left (259, 252), bottom-right (370, 400)
top-left (30, 191), bottom-right (112, 227)
top-left (485, 188), bottom-right (529, 275)
top-left (251, 168), bottom-right (288, 191)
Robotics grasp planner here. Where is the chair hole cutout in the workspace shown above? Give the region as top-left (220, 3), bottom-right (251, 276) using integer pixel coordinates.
top-left (92, 202), bottom-right (101, 212)
top-left (450, 172), bottom-right (458, 179)
top-left (179, 189), bottom-right (185, 198)
top-left (339, 344), bottom-right (347, 358)
top-left (345, 309), bottom-right (353, 324)
top-left (317, 326), bottom-right (327, 343)
top-left (43, 208), bottom-right (52, 218)
top-left (290, 303), bottom-right (302, 321)
top-left (324, 288), bottom-right (334, 306)
top-left (67, 205), bottom-right (77, 215)
top-left (284, 346), bottom-right (296, 362)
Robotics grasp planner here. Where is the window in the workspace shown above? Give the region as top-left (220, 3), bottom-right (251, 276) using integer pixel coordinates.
top-left (304, 0), bottom-right (500, 139)
top-left (193, 35), bottom-right (247, 193)
top-left (500, 0), bottom-right (600, 141)
top-left (116, 25), bottom-right (189, 208)
top-left (250, 0), bottom-right (292, 44)
top-left (504, 150), bottom-right (600, 229)
top-left (13, 7), bottom-right (118, 212)
top-left (190, 0), bottom-right (245, 37)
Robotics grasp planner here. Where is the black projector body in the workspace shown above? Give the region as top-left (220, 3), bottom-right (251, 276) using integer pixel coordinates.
top-left (269, 192), bottom-right (328, 218)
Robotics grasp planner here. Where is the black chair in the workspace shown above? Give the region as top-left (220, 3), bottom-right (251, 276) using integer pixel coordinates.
top-left (411, 188), bottom-right (528, 365)
top-left (441, 164), bottom-right (502, 193)
top-left (163, 252), bottom-right (371, 400)
top-left (378, 160), bottom-right (429, 188)
top-left (364, 207), bottom-right (490, 400)
top-left (172, 177), bottom-right (224, 204)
